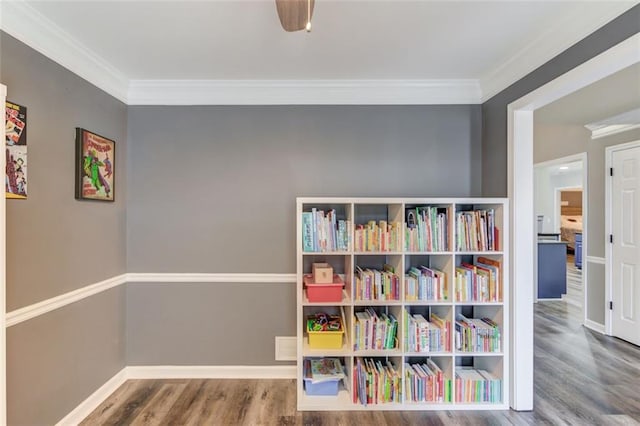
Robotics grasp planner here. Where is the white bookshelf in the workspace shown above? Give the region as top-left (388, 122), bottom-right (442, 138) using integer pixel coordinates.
top-left (296, 197), bottom-right (509, 411)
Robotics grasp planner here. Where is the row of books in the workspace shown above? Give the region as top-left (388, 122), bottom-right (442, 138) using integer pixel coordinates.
top-left (353, 358), bottom-right (402, 405)
top-left (454, 257), bottom-right (502, 303)
top-left (405, 207), bottom-right (449, 252)
top-left (455, 314), bottom-right (501, 353)
top-left (405, 266), bottom-right (448, 302)
top-left (354, 308), bottom-right (398, 351)
top-left (455, 209), bottom-right (498, 252)
top-left (302, 209), bottom-right (351, 252)
top-left (354, 220), bottom-right (402, 252)
top-left (404, 359), bottom-right (452, 403)
top-left (404, 311), bottom-right (451, 353)
top-left (455, 367), bottom-right (502, 403)
top-left (355, 265), bottom-right (401, 301)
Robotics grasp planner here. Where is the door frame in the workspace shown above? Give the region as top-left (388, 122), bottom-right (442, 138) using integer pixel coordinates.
top-left (605, 139), bottom-right (640, 336)
top-left (1, 83), bottom-right (7, 425)
top-left (508, 33), bottom-right (639, 410)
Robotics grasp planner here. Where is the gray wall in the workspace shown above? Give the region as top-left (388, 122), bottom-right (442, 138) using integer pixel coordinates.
top-left (126, 282), bottom-right (295, 365)
top-left (534, 123), bottom-right (640, 324)
top-left (482, 5), bottom-right (640, 196)
top-left (1, 32), bottom-right (128, 424)
top-left (126, 104), bottom-right (481, 364)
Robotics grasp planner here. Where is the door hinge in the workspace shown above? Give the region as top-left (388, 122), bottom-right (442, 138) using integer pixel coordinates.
top-left (610, 301), bottom-right (613, 310)
top-left (610, 167), bottom-right (613, 176)
top-left (610, 234), bottom-right (613, 244)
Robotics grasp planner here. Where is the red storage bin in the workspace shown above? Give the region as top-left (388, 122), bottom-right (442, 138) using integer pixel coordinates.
top-left (304, 274), bottom-right (344, 302)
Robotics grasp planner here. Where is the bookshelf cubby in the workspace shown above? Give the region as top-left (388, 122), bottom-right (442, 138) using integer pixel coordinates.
top-left (297, 198), bottom-right (509, 410)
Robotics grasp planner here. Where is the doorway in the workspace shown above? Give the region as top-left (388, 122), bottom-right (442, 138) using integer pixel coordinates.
top-left (508, 33), bottom-right (639, 410)
top-left (534, 156), bottom-right (586, 315)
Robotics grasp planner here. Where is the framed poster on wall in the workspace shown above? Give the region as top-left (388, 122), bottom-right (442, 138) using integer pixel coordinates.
top-left (5, 101), bottom-right (28, 199)
top-left (75, 128), bottom-right (115, 201)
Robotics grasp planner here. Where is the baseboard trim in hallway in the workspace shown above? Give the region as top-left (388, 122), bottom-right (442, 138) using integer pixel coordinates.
top-left (56, 368), bottom-right (128, 426)
top-left (584, 319), bottom-right (606, 334)
top-left (56, 365), bottom-right (296, 425)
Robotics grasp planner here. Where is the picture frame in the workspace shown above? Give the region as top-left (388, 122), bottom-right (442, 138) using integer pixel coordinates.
top-left (75, 128), bottom-right (115, 201)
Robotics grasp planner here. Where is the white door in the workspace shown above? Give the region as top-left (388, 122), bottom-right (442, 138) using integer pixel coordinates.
top-left (611, 143), bottom-right (640, 345)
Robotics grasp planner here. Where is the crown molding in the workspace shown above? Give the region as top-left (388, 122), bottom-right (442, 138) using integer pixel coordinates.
top-left (1, 1), bottom-right (633, 106)
top-left (480, 3), bottom-right (637, 103)
top-left (127, 79), bottom-right (482, 105)
top-left (588, 124), bottom-right (640, 139)
top-left (0, 0), bottom-right (129, 103)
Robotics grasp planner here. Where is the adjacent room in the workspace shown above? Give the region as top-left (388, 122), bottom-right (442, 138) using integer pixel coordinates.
top-left (1, 1), bottom-right (639, 425)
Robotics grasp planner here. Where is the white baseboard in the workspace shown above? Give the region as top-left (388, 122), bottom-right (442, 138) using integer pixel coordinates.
top-left (126, 365), bottom-right (296, 380)
top-left (584, 319), bottom-right (605, 334)
top-left (56, 368), bottom-right (128, 426)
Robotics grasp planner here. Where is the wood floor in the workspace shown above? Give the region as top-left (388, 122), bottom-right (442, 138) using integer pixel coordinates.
top-left (81, 302), bottom-right (640, 425)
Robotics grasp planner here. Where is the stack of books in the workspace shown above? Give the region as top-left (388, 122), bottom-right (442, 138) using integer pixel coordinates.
top-left (354, 220), bottom-right (402, 252)
top-left (454, 257), bottom-right (502, 302)
top-left (405, 206), bottom-right (449, 252)
top-left (455, 209), bottom-right (498, 251)
top-left (302, 208), bottom-right (351, 252)
top-left (404, 359), bottom-right (452, 403)
top-left (354, 308), bottom-right (398, 351)
top-left (455, 367), bottom-right (502, 403)
top-left (353, 358), bottom-right (402, 405)
top-left (405, 266), bottom-right (448, 301)
top-left (455, 314), bottom-right (501, 353)
top-left (404, 311), bottom-right (451, 353)
top-left (355, 265), bottom-right (400, 301)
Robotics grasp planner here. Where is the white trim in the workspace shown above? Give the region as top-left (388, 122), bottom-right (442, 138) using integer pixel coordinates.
top-left (586, 256), bottom-right (606, 265)
top-left (126, 365), bottom-right (296, 380)
top-left (55, 368), bottom-right (128, 426)
top-left (5, 273), bottom-right (297, 327)
top-left (127, 79), bottom-right (482, 105)
top-left (584, 319), bottom-right (606, 334)
top-left (5, 274), bottom-right (127, 328)
top-left (480, 2), bottom-right (636, 102)
top-left (590, 124), bottom-right (640, 139)
top-left (509, 32), bottom-right (640, 412)
top-left (605, 139), bottom-right (640, 337)
top-left (509, 109), bottom-right (535, 411)
top-left (0, 83), bottom-right (7, 426)
top-left (126, 273), bottom-right (296, 283)
top-left (0, 0), bottom-right (129, 103)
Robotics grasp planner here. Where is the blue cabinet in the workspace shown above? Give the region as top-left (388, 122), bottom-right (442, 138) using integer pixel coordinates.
top-left (538, 241), bottom-right (567, 299)
top-left (575, 233), bottom-right (583, 270)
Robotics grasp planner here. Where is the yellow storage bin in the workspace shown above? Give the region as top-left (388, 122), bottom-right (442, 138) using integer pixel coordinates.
top-left (307, 314), bottom-right (344, 350)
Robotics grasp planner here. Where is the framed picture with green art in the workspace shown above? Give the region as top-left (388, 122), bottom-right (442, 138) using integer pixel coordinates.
top-left (75, 128), bottom-right (115, 201)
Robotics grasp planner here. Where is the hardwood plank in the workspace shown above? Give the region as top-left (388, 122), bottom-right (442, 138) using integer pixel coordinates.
top-left (97, 380), bottom-right (162, 426)
top-left (129, 382), bottom-right (188, 426)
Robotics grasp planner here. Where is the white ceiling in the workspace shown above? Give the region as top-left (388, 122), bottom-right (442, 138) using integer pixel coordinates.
top-left (1, 1), bottom-right (637, 104)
